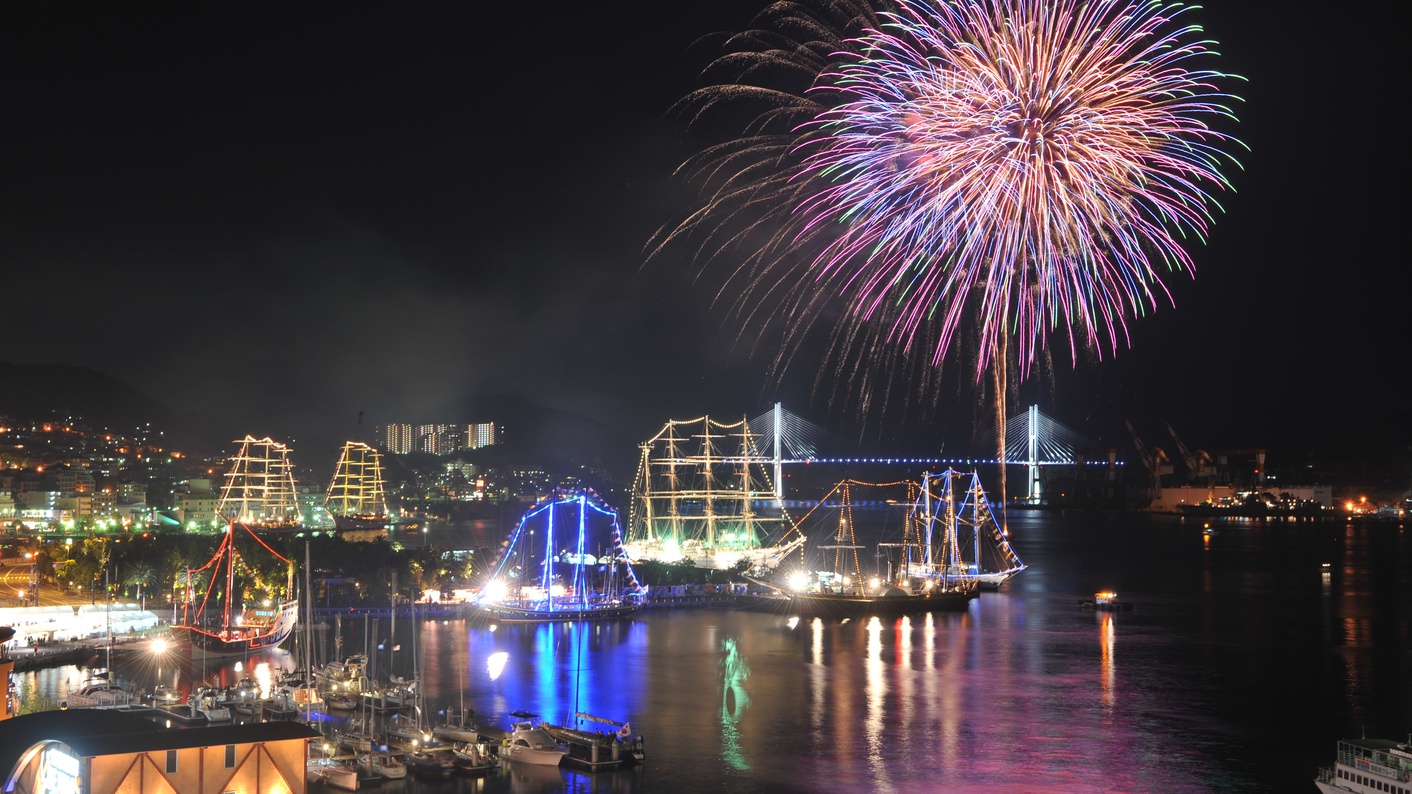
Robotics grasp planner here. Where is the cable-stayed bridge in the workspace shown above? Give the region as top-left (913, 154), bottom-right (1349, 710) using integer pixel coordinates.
top-left (628, 405), bottom-right (1104, 567)
top-left (744, 403), bottom-right (1103, 501)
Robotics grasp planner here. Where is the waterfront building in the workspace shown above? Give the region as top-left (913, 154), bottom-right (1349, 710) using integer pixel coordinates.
top-left (0, 710), bottom-right (318, 793)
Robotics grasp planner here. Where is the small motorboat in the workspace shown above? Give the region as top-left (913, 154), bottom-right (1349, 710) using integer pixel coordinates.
top-left (358, 753), bottom-right (407, 780)
top-left (1080, 591), bottom-right (1133, 611)
top-left (307, 757), bottom-right (359, 790)
top-left (451, 741), bottom-right (498, 775)
top-left (149, 684), bottom-right (182, 707)
top-left (324, 692), bottom-right (359, 711)
top-left (497, 722), bottom-right (568, 766)
top-left (404, 750), bottom-right (456, 778)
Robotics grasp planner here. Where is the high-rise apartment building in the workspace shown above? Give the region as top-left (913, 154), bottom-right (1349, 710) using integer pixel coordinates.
top-left (377, 423), bottom-right (415, 454)
top-left (376, 422), bottom-right (497, 455)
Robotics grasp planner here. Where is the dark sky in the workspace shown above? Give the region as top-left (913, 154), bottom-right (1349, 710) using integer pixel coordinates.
top-left (2, 3), bottom-right (1404, 469)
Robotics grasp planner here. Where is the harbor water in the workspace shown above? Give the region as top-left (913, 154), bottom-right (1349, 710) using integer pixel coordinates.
top-left (14, 511), bottom-right (1411, 792)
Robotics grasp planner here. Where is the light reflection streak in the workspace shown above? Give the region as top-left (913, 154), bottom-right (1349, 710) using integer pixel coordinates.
top-left (895, 616), bottom-right (914, 741)
top-left (1099, 611), bottom-right (1116, 712)
top-left (809, 618), bottom-right (825, 734)
top-left (937, 612), bottom-right (962, 771)
top-left (864, 616), bottom-right (893, 792)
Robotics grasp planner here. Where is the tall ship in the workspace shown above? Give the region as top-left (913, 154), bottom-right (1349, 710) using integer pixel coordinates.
top-left (216, 435), bottom-right (302, 529)
top-left (907, 469), bottom-right (1027, 590)
top-left (324, 441), bottom-right (390, 530)
top-left (762, 478), bottom-right (977, 616)
top-left (169, 519), bottom-right (299, 656)
top-left (625, 415), bottom-right (806, 571)
top-left (475, 492), bottom-right (644, 622)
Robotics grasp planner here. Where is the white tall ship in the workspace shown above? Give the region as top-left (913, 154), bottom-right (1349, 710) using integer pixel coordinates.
top-left (625, 414), bottom-right (805, 571)
top-left (324, 441), bottom-right (389, 530)
top-left (1316, 735), bottom-right (1412, 793)
top-left (216, 435), bottom-right (302, 528)
top-left (907, 469), bottom-right (1027, 590)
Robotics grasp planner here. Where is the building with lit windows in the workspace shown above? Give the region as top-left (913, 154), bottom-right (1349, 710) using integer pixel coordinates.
top-left (377, 422), bottom-right (497, 455)
top-left (0, 709), bottom-right (319, 793)
top-left (377, 423), bottom-right (415, 454)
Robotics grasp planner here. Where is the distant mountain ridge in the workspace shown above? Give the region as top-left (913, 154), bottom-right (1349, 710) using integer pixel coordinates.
top-left (0, 361), bottom-right (176, 431)
top-left (0, 362), bottom-right (638, 480)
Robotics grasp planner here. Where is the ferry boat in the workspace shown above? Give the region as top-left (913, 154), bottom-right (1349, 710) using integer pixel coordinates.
top-left (1315, 735), bottom-right (1412, 793)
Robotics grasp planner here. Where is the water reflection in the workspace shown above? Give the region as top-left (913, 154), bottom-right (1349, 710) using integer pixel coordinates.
top-left (1099, 611), bottom-right (1115, 712)
top-left (863, 616), bottom-right (890, 792)
top-left (719, 637), bottom-right (751, 771)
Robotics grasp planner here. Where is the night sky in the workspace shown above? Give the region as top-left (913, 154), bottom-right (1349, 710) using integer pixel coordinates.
top-left (3, 3), bottom-right (1404, 471)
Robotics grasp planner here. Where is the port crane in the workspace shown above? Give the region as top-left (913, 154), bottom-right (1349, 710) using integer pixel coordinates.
top-left (1123, 418), bottom-right (1169, 506)
top-left (1163, 422), bottom-right (1213, 486)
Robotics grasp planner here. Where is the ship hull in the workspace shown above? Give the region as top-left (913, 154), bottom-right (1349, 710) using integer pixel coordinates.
top-left (170, 601), bottom-right (298, 657)
top-left (331, 514), bottom-right (389, 531)
top-left (473, 602), bottom-right (640, 623)
top-left (784, 589), bottom-right (976, 617)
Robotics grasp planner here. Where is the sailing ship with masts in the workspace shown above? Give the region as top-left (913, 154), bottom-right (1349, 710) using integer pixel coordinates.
top-left (625, 414), bottom-right (806, 571)
top-left (771, 479), bottom-right (977, 616)
top-left (169, 518), bottom-right (299, 656)
top-left (905, 469), bottom-right (1027, 590)
top-left (475, 492), bottom-right (644, 622)
top-left (216, 435), bottom-right (302, 529)
top-left (324, 440), bottom-right (390, 530)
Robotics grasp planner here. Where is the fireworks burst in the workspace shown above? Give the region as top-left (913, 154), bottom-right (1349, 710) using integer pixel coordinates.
top-left (798, 0), bottom-right (1242, 379)
top-left (658, 0), bottom-right (1242, 415)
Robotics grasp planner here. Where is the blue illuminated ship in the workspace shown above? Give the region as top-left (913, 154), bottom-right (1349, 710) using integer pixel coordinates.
top-left (474, 492), bottom-right (644, 623)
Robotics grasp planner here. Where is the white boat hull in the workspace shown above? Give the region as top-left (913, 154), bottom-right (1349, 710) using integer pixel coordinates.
top-left (434, 725), bottom-right (478, 743)
top-left (498, 744), bottom-right (566, 766)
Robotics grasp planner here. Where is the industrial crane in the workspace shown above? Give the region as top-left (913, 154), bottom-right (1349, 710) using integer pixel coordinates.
top-left (1123, 417), bottom-right (1169, 505)
top-left (1163, 422), bottom-right (1213, 486)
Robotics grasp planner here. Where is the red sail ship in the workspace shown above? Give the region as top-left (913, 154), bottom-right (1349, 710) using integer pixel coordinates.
top-left (169, 520), bottom-right (299, 656)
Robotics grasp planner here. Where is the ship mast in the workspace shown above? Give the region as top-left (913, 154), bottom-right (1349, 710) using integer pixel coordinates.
top-left (324, 441), bottom-right (388, 517)
top-left (223, 523), bottom-right (236, 634)
top-left (699, 418), bottom-right (717, 548)
top-left (217, 436), bottom-right (300, 526)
